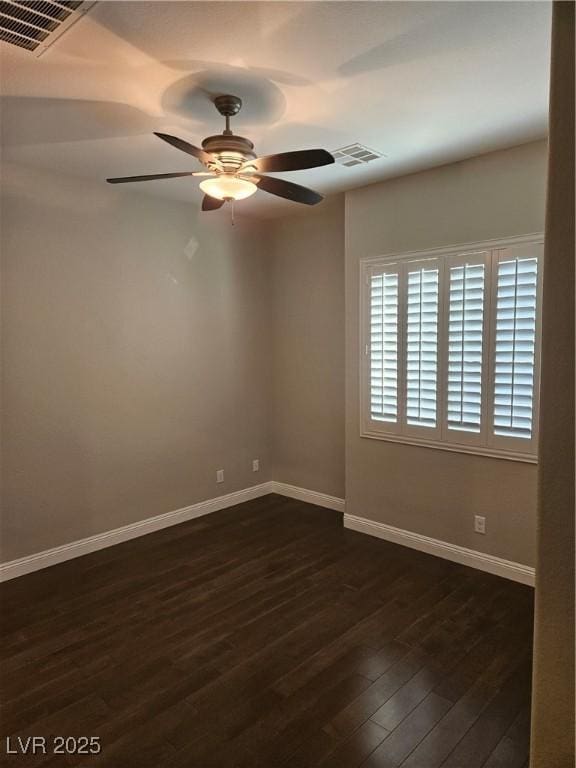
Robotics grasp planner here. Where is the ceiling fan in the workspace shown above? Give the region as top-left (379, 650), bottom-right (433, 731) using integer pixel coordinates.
top-left (106, 95), bottom-right (334, 210)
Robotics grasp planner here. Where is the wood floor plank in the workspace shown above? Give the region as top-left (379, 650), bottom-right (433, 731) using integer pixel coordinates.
top-left (361, 692), bottom-right (454, 768)
top-left (316, 720), bottom-right (390, 768)
top-left (400, 681), bottom-right (500, 768)
top-left (323, 649), bottom-right (426, 740)
top-left (369, 665), bottom-right (443, 732)
top-left (440, 663), bottom-right (531, 767)
top-left (482, 704), bottom-right (532, 768)
top-left (483, 737), bottom-right (530, 768)
top-left (0, 497), bottom-right (534, 768)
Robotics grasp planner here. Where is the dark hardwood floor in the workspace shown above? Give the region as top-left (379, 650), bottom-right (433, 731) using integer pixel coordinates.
top-left (0, 494), bottom-right (534, 768)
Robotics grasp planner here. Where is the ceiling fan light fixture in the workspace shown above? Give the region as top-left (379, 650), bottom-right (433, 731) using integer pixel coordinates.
top-left (199, 175), bottom-right (257, 201)
top-left (108, 96), bottom-right (331, 208)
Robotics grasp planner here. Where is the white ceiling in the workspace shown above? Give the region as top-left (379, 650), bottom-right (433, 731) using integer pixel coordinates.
top-left (0, 1), bottom-right (551, 218)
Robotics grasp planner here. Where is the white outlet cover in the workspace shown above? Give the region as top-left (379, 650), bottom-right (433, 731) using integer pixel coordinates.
top-left (216, 470), bottom-right (224, 483)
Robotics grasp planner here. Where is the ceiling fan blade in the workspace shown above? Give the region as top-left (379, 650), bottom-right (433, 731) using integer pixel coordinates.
top-left (246, 149), bottom-right (334, 173)
top-left (106, 172), bottom-right (196, 184)
top-left (253, 174), bottom-right (323, 205)
top-left (154, 132), bottom-right (215, 167)
top-left (202, 195), bottom-right (225, 211)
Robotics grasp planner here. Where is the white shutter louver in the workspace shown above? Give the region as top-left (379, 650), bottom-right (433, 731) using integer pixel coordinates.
top-left (405, 266), bottom-right (439, 428)
top-left (369, 271), bottom-right (399, 423)
top-left (447, 263), bottom-right (485, 434)
top-left (493, 257), bottom-right (538, 440)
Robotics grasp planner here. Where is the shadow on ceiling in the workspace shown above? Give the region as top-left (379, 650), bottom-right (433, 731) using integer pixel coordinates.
top-left (161, 65), bottom-right (287, 128)
top-left (0, 97), bottom-right (157, 145)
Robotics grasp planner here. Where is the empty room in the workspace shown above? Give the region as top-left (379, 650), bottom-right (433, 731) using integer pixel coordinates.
top-left (0, 2), bottom-right (574, 767)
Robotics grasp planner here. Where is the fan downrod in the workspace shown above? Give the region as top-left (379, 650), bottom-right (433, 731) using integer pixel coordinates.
top-left (214, 95), bottom-right (242, 136)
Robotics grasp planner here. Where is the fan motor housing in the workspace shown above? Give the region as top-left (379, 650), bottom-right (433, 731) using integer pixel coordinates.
top-left (202, 134), bottom-right (257, 172)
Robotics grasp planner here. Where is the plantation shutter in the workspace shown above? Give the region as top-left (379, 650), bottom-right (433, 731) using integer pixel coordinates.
top-left (361, 238), bottom-right (542, 459)
top-left (492, 252), bottom-right (539, 442)
top-left (369, 269), bottom-right (399, 425)
top-left (405, 263), bottom-right (440, 433)
top-left (446, 256), bottom-right (487, 440)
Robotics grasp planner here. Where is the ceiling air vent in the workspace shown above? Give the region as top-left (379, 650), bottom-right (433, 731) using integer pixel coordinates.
top-left (0, 0), bottom-right (94, 55)
top-left (332, 143), bottom-right (385, 168)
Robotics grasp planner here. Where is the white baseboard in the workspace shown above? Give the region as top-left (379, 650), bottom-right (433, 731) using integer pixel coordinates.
top-left (268, 482), bottom-right (345, 513)
top-left (0, 483), bottom-right (533, 587)
top-left (0, 482), bottom-right (273, 583)
top-left (344, 513), bottom-right (535, 587)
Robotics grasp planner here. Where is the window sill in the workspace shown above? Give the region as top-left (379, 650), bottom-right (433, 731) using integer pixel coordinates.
top-left (360, 428), bottom-right (538, 464)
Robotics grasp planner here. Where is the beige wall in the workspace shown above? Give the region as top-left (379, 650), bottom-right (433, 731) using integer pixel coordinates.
top-left (1, 142), bottom-right (548, 567)
top-left (530, 3), bottom-right (575, 765)
top-left (345, 141), bottom-right (548, 566)
top-left (269, 197), bottom-right (345, 499)
top-left (0, 164), bottom-right (272, 562)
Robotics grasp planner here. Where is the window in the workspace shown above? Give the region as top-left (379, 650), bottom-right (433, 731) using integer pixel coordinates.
top-left (361, 236), bottom-right (543, 461)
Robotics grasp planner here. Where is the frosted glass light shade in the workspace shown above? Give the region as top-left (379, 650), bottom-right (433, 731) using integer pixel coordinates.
top-left (200, 175), bottom-right (257, 201)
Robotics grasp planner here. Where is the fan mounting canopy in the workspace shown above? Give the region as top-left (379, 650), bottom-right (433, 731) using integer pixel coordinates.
top-left (214, 94), bottom-right (243, 117)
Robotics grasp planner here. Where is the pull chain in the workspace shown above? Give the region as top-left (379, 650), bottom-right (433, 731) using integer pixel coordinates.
top-left (230, 199), bottom-right (235, 226)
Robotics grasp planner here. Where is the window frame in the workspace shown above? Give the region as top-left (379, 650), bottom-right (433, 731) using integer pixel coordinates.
top-left (359, 234), bottom-right (544, 464)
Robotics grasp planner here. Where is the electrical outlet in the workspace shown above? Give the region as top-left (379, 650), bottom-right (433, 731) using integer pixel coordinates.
top-left (252, 459), bottom-right (260, 472)
top-left (474, 515), bottom-right (486, 534)
top-left (216, 469), bottom-right (224, 484)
